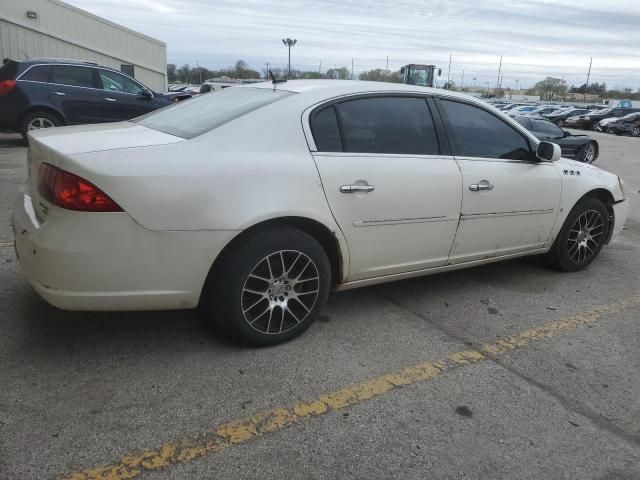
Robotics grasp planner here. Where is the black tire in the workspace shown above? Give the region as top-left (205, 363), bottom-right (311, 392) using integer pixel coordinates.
top-left (631, 126), bottom-right (640, 137)
top-left (555, 119), bottom-right (565, 127)
top-left (578, 141), bottom-right (597, 164)
top-left (546, 198), bottom-right (610, 272)
top-left (201, 226), bottom-right (331, 346)
top-left (19, 111), bottom-right (61, 140)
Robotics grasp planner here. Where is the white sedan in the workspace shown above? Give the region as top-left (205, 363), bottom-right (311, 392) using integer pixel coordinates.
top-left (12, 80), bottom-right (629, 345)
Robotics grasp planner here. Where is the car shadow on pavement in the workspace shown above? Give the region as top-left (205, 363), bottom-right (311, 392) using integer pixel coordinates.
top-left (0, 134), bottom-right (26, 148)
top-left (9, 256), bottom-right (553, 363)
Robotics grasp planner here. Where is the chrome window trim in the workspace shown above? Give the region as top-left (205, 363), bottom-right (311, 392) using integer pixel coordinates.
top-left (16, 63), bottom-right (149, 96)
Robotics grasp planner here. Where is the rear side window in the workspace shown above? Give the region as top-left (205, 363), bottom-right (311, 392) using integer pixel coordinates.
top-left (51, 66), bottom-right (95, 88)
top-left (135, 87), bottom-right (294, 139)
top-left (335, 96), bottom-right (439, 155)
top-left (0, 60), bottom-right (19, 80)
top-left (437, 99), bottom-right (532, 161)
top-left (20, 65), bottom-right (51, 82)
top-left (311, 106), bottom-right (342, 152)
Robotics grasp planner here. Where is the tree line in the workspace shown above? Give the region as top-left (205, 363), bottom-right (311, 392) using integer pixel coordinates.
top-left (526, 77), bottom-right (640, 101)
top-left (167, 59), bottom-right (405, 84)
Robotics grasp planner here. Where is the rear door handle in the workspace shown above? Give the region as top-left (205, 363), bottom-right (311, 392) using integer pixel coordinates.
top-left (339, 184), bottom-right (375, 193)
top-left (53, 91), bottom-right (66, 96)
top-left (105, 97), bottom-right (117, 102)
top-left (469, 181), bottom-right (494, 192)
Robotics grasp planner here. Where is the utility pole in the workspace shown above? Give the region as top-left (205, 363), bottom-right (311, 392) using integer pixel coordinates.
top-left (282, 38), bottom-right (297, 78)
top-left (515, 79), bottom-right (519, 92)
top-left (318, 61), bottom-right (321, 74)
top-left (446, 54), bottom-right (452, 89)
top-left (584, 57), bottom-right (593, 102)
top-left (265, 62), bottom-right (269, 79)
top-left (461, 69), bottom-right (465, 91)
top-left (485, 81), bottom-right (491, 97)
top-left (496, 55), bottom-right (502, 89)
top-left (473, 77), bottom-right (477, 89)
top-left (385, 55), bottom-right (389, 80)
top-left (351, 58), bottom-right (354, 80)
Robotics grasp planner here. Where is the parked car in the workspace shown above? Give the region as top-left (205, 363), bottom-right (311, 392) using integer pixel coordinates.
top-left (565, 107), bottom-right (640, 130)
top-left (506, 105), bottom-right (538, 116)
top-left (12, 81), bottom-right (628, 345)
top-left (543, 108), bottom-right (592, 127)
top-left (607, 112), bottom-right (640, 137)
top-left (0, 58), bottom-right (174, 138)
top-left (513, 115), bottom-right (599, 163)
top-left (524, 106), bottom-right (568, 117)
top-left (594, 117), bottom-right (620, 133)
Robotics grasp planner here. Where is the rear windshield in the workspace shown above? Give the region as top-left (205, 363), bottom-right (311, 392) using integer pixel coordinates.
top-left (0, 60), bottom-right (19, 80)
top-left (135, 87), bottom-right (295, 139)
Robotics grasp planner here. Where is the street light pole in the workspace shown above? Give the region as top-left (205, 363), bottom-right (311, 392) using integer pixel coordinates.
top-left (282, 38), bottom-right (297, 78)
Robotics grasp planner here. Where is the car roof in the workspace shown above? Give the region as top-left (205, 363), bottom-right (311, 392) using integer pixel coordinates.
top-left (240, 79), bottom-right (494, 107)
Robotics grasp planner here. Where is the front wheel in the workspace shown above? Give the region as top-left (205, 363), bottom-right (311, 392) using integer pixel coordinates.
top-left (578, 142), bottom-right (597, 164)
top-left (631, 126), bottom-right (640, 137)
top-left (202, 226), bottom-right (331, 346)
top-left (546, 198), bottom-right (610, 272)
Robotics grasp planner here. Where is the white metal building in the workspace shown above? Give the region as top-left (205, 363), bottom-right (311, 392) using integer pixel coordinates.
top-left (0, 0), bottom-right (167, 91)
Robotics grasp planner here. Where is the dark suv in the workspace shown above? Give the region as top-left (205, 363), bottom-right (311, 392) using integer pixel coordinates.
top-left (0, 58), bottom-right (173, 138)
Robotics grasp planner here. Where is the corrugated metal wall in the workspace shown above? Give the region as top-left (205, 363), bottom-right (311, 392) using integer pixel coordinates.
top-left (0, 0), bottom-right (167, 91)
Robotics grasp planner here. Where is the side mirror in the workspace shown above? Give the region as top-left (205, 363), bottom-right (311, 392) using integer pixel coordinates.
top-left (437, 68), bottom-right (442, 77)
top-left (141, 89), bottom-right (153, 99)
top-left (563, 130), bottom-right (570, 137)
top-left (536, 141), bottom-right (561, 162)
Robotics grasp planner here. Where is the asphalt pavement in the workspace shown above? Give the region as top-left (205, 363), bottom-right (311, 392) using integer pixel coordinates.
top-left (0, 130), bottom-right (638, 480)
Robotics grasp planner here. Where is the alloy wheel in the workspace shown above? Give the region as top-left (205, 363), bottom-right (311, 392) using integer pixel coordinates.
top-left (567, 210), bottom-right (605, 265)
top-left (632, 127), bottom-right (640, 137)
top-left (582, 143), bottom-right (596, 163)
top-left (27, 117), bottom-right (56, 130)
top-left (241, 250), bottom-right (320, 334)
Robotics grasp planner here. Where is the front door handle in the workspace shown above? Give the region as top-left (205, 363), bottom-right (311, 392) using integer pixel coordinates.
top-left (53, 91), bottom-right (66, 96)
top-left (339, 184), bottom-right (375, 193)
top-left (105, 97), bottom-right (117, 102)
top-left (469, 181), bottom-right (494, 192)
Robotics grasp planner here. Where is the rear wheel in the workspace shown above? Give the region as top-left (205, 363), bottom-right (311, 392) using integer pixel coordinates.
top-left (201, 226), bottom-right (331, 346)
top-left (20, 111), bottom-right (60, 140)
top-left (546, 198), bottom-right (609, 272)
top-left (578, 142), bottom-right (597, 164)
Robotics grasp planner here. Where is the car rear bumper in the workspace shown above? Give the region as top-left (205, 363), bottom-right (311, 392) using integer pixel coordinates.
top-left (12, 187), bottom-right (237, 311)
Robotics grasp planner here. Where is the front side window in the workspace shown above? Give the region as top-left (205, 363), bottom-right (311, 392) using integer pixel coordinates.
top-left (99, 70), bottom-right (144, 95)
top-left (334, 96), bottom-right (439, 155)
top-left (51, 66), bottom-right (95, 88)
top-left (437, 99), bottom-right (532, 161)
top-left (136, 87), bottom-right (294, 139)
top-left (531, 119), bottom-right (563, 137)
top-left (20, 65), bottom-right (51, 82)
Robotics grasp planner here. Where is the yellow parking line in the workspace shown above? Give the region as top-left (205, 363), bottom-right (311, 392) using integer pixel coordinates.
top-left (61, 295), bottom-right (640, 480)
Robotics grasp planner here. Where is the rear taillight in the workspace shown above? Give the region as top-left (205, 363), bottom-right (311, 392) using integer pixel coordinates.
top-left (38, 163), bottom-right (123, 212)
top-left (0, 80), bottom-right (16, 95)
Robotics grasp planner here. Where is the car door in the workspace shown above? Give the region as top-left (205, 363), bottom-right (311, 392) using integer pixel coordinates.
top-left (309, 95), bottom-right (462, 281)
top-left (97, 69), bottom-right (157, 121)
top-left (434, 98), bottom-right (561, 264)
top-left (48, 65), bottom-right (103, 124)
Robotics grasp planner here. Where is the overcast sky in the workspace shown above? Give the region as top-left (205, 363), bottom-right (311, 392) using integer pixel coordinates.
top-left (67, 0), bottom-right (640, 89)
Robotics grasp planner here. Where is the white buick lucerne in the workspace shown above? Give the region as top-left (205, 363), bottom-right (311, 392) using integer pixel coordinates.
top-left (12, 80), bottom-right (629, 345)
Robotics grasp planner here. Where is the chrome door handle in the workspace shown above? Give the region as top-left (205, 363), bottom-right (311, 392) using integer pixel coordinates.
top-left (53, 91), bottom-right (66, 96)
top-left (339, 184), bottom-right (375, 193)
top-left (469, 181), bottom-right (494, 192)
top-left (105, 97), bottom-right (117, 102)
